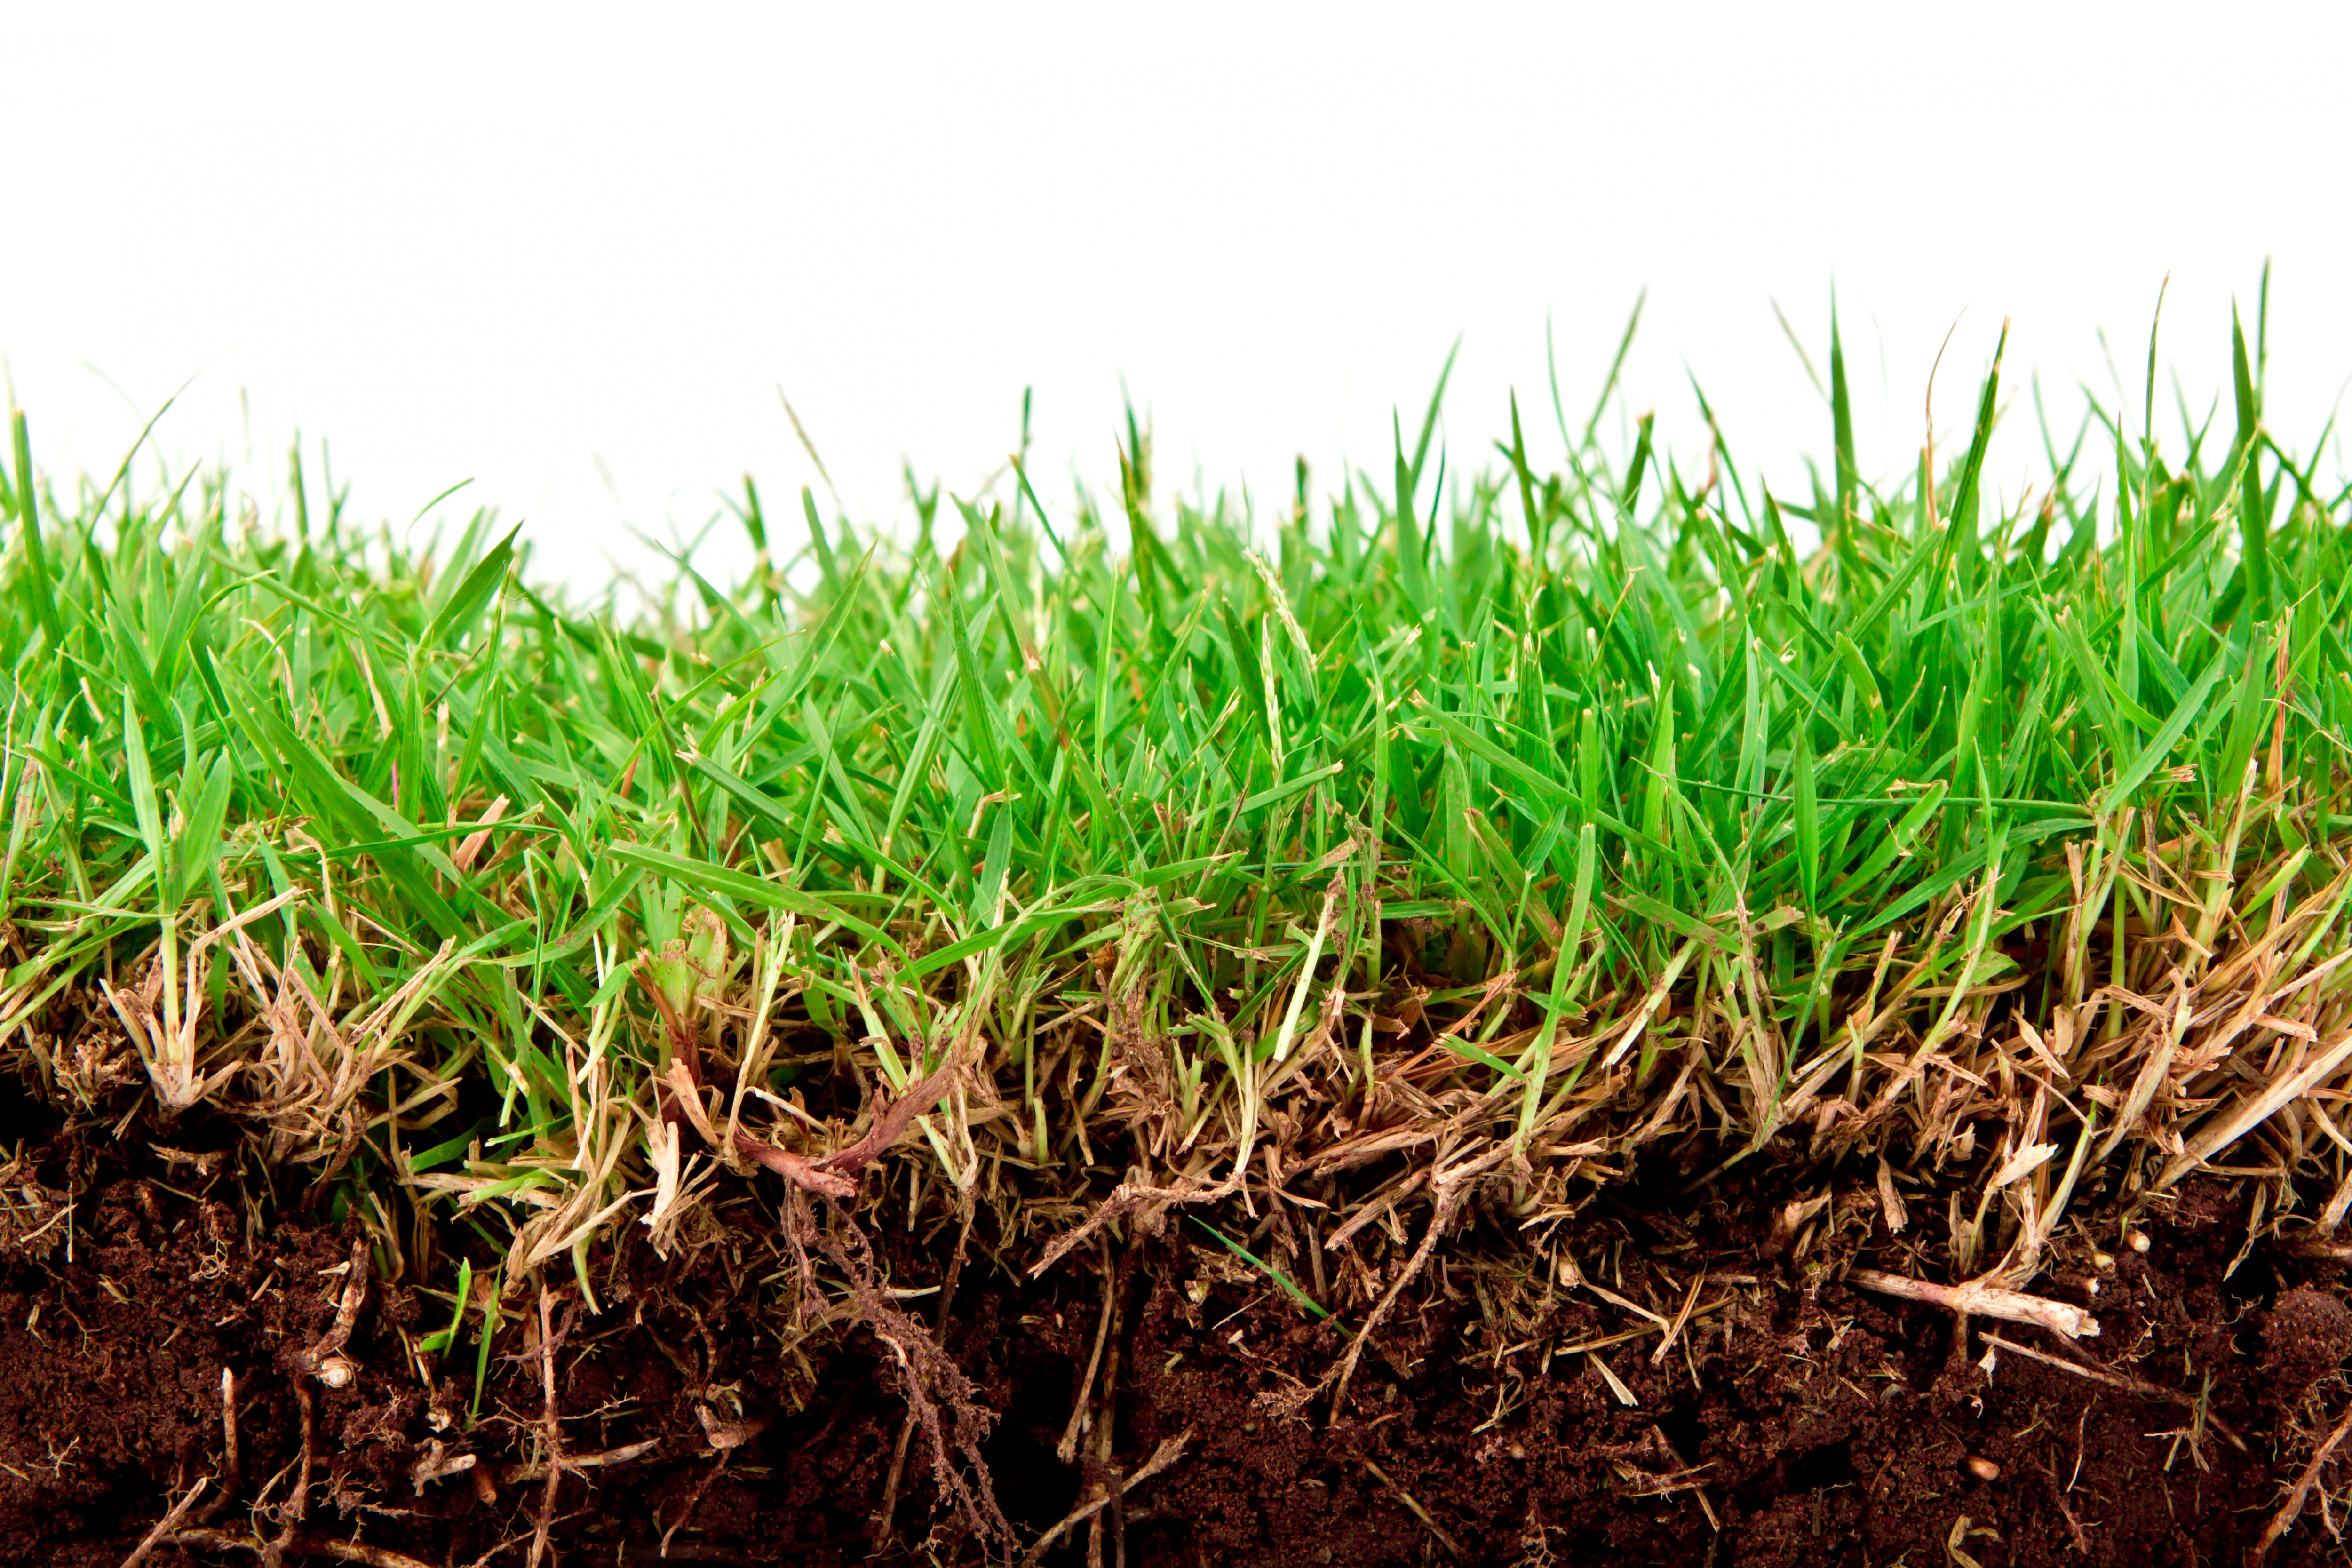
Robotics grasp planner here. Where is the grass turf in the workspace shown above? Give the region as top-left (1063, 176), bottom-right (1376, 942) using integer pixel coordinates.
top-left (1, 294), bottom-right (2348, 1328)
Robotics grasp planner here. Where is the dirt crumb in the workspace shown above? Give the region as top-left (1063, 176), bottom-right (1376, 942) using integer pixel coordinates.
top-left (2264, 1285), bottom-right (2352, 1406)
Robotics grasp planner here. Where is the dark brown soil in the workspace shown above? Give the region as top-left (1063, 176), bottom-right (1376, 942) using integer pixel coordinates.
top-left (6, 1125), bottom-right (2352, 1567)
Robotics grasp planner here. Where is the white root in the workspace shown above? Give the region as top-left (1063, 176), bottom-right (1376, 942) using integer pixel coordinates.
top-left (295, 1240), bottom-right (371, 1385)
top-left (502, 1436), bottom-right (662, 1484)
top-left (409, 1440), bottom-right (477, 1495)
top-left (119, 1478), bottom-right (208, 1568)
top-left (1848, 1267), bottom-right (2099, 1339)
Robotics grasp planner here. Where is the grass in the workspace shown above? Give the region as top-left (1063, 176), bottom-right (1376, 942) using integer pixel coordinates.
top-left (2, 288), bottom-right (2349, 1327)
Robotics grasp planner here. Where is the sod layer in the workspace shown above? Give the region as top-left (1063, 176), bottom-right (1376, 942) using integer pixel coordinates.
top-left (3, 294), bottom-right (2352, 1560)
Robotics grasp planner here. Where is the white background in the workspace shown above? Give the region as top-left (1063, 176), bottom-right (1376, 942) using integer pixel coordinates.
top-left (4, 3), bottom-right (2347, 590)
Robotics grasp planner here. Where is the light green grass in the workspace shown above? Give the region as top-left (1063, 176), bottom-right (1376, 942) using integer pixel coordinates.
top-left (2, 290), bottom-right (2348, 1309)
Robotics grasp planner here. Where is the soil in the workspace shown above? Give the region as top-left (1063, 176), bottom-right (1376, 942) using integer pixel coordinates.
top-left (5, 1122), bottom-right (2352, 1567)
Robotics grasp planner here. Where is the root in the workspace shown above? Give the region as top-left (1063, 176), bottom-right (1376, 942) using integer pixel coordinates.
top-left (658, 1451), bottom-right (731, 1560)
top-left (818, 1202), bottom-right (1013, 1551)
top-left (1330, 1145), bottom-right (1503, 1415)
top-left (1082, 1245), bottom-right (1129, 1568)
top-left (876, 1197), bottom-right (978, 1552)
top-left (166, 1528), bottom-right (435, 1568)
top-left (1849, 1267), bottom-right (2100, 1339)
top-left (690, 1406), bottom-right (770, 1452)
top-left (1980, 1332), bottom-right (2246, 1452)
top-left (2252, 1397), bottom-right (2352, 1562)
top-left (258, 1384), bottom-right (316, 1568)
top-left (1018, 1428), bottom-right (1195, 1568)
top-left (409, 1440), bottom-right (478, 1494)
top-left (215, 1369), bottom-right (241, 1512)
top-left (498, 1436), bottom-right (663, 1486)
top-left (1057, 1235), bottom-right (1119, 1464)
top-left (1027, 1171), bottom-right (1237, 1278)
top-left (1361, 1457), bottom-right (1466, 1560)
top-left (120, 1477), bottom-right (208, 1568)
top-left (288, 1238), bottom-right (372, 1384)
top-left (873, 1414), bottom-right (919, 1552)
top-left (183, 1368), bottom-right (240, 1529)
top-left (526, 1286), bottom-right (566, 1568)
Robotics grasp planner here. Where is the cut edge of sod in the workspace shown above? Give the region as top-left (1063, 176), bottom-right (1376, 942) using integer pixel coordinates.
top-left (0, 285), bottom-right (2346, 1373)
